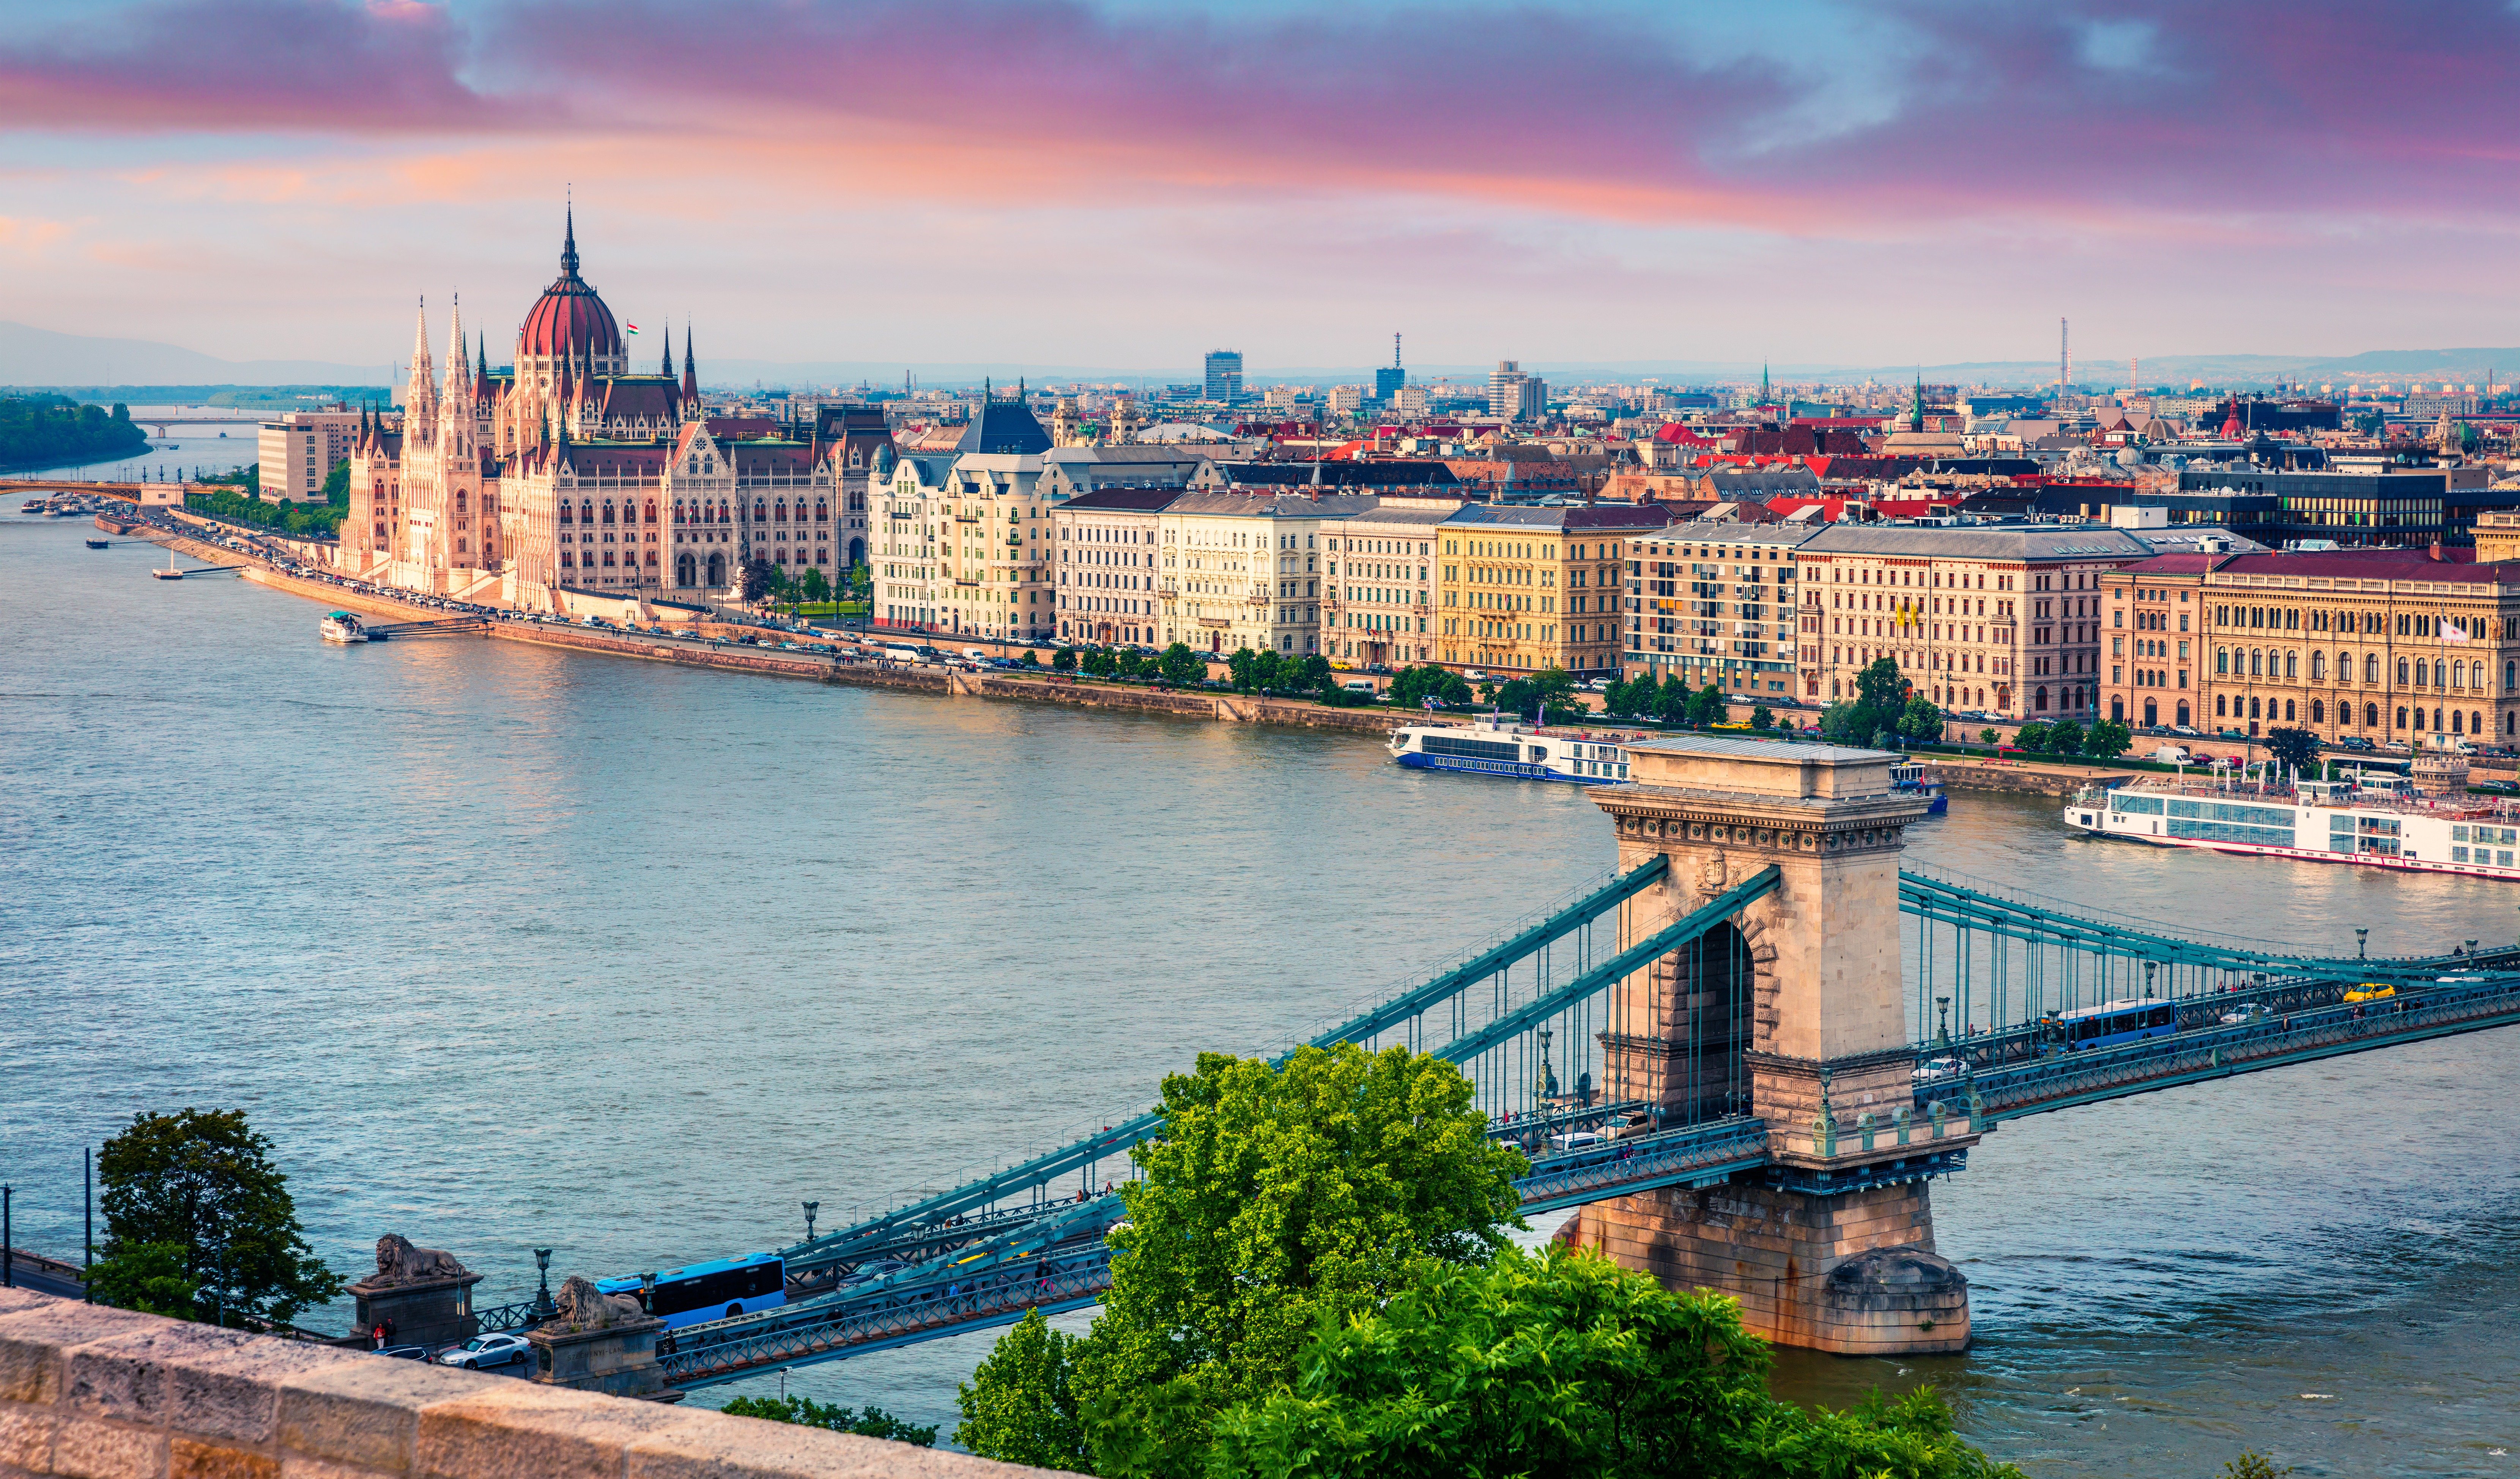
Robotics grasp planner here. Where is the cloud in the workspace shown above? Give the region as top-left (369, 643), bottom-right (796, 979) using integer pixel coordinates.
top-left (0, 0), bottom-right (497, 132)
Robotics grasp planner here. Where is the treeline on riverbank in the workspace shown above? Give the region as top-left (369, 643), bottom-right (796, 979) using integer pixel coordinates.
top-left (187, 463), bottom-right (348, 538)
top-left (0, 393), bottom-right (147, 469)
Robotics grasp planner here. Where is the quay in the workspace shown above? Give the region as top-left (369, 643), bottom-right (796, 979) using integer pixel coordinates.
top-left (138, 518), bottom-right (1416, 736)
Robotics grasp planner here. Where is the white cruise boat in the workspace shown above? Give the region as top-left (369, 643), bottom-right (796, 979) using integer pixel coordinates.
top-left (2066, 765), bottom-right (2520, 881)
top-left (1386, 713), bottom-right (1638, 784)
top-left (320, 611), bottom-right (371, 644)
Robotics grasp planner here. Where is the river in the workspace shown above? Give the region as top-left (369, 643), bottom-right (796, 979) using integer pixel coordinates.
top-left (10, 403), bottom-right (268, 482)
top-left (3, 511), bottom-right (2513, 1476)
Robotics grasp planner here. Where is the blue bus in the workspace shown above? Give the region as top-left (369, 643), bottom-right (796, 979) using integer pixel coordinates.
top-left (597, 1252), bottom-right (787, 1331)
top-left (2048, 998), bottom-right (2180, 1051)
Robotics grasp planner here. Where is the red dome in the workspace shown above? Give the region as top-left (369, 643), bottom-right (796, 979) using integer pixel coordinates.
top-left (518, 211), bottom-right (621, 361)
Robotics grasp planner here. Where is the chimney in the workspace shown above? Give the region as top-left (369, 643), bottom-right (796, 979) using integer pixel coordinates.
top-left (2429, 539), bottom-right (2445, 562)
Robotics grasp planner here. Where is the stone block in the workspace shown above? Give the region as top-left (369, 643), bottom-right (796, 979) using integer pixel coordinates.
top-left (277, 1352), bottom-right (487, 1473)
top-left (414, 1383), bottom-right (706, 1479)
top-left (279, 1457), bottom-right (400, 1479)
top-left (0, 1300), bottom-right (169, 1407)
top-left (625, 1422), bottom-right (1056, 1479)
top-left (49, 1416), bottom-right (165, 1479)
top-left (0, 1407), bottom-right (57, 1472)
top-left (170, 1436), bottom-right (282, 1479)
top-left (64, 1324), bottom-right (332, 1446)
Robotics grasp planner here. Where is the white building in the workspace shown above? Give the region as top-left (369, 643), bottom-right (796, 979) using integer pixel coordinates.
top-left (1159, 492), bottom-right (1373, 656)
top-left (1053, 488), bottom-right (1178, 646)
top-left (1321, 501), bottom-right (1451, 667)
top-left (258, 409), bottom-right (363, 502)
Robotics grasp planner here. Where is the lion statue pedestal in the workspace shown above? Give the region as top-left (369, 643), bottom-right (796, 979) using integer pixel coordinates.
top-left (344, 1234), bottom-right (482, 1352)
top-left (526, 1276), bottom-right (673, 1401)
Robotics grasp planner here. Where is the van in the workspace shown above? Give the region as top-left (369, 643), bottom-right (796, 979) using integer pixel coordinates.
top-left (1340, 679), bottom-right (1375, 694)
top-left (964, 647), bottom-right (989, 661)
top-left (881, 645), bottom-right (922, 663)
top-left (2144, 744), bottom-right (2189, 765)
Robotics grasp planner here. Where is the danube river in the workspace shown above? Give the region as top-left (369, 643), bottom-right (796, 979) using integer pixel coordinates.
top-left (4, 513), bottom-right (2515, 1476)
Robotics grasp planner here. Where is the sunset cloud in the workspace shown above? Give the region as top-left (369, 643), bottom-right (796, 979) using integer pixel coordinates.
top-left (5, 1), bottom-right (2520, 368)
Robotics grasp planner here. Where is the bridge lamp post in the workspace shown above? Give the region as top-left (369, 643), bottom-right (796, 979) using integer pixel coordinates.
top-left (1935, 995), bottom-right (1951, 1045)
top-left (2144, 961), bottom-right (2157, 1000)
top-left (2356, 927), bottom-right (2369, 960)
top-left (803, 1202), bottom-right (819, 1241)
top-left (528, 1248), bottom-right (556, 1321)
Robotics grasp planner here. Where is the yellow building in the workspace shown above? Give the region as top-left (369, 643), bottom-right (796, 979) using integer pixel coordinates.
top-left (1437, 503), bottom-right (1670, 677)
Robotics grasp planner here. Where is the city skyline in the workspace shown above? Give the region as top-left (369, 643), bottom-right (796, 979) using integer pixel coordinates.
top-left (6, 1), bottom-right (2520, 371)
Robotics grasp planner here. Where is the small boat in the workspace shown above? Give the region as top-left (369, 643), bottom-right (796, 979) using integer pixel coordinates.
top-left (19, 500), bottom-right (43, 513)
top-left (1891, 760), bottom-right (1949, 814)
top-left (150, 548), bottom-right (184, 580)
top-left (85, 539), bottom-right (109, 549)
top-left (320, 612), bottom-right (371, 644)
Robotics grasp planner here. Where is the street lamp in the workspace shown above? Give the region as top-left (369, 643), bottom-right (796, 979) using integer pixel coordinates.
top-left (1936, 995), bottom-right (1951, 1044)
top-left (2356, 927), bottom-right (2369, 960)
top-left (528, 1249), bottom-right (556, 1321)
top-left (803, 1202), bottom-right (819, 1242)
top-left (2144, 961), bottom-right (2158, 999)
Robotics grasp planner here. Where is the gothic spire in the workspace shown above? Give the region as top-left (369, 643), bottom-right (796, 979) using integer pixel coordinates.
top-left (660, 317), bottom-right (674, 378)
top-left (561, 199), bottom-right (580, 277)
top-left (681, 326), bottom-right (698, 403)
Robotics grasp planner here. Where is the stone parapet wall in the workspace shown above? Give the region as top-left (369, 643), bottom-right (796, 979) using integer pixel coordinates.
top-left (0, 1288), bottom-right (1043, 1479)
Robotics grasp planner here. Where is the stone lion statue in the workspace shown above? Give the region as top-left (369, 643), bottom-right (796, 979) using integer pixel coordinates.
top-left (546, 1274), bottom-right (647, 1331)
top-left (373, 1234), bottom-right (470, 1285)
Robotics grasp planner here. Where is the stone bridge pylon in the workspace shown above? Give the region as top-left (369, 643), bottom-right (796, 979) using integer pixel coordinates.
top-left (1562, 735), bottom-right (1977, 1355)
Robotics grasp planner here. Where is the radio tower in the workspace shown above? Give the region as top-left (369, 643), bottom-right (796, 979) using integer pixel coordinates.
top-left (1394, 332), bottom-right (1402, 370)
top-left (2060, 316), bottom-right (2070, 390)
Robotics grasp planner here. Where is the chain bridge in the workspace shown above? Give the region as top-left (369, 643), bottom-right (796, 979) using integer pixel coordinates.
top-left (492, 739), bottom-right (2520, 1389)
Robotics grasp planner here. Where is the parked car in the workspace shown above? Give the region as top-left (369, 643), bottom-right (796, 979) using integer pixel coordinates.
top-left (1912, 1056), bottom-right (1966, 1084)
top-left (371, 1346), bottom-right (430, 1362)
top-left (436, 1333), bottom-right (532, 1370)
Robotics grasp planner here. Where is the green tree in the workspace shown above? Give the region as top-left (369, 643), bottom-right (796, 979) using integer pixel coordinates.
top-left (1818, 700), bottom-right (1865, 743)
top-left (1208, 1244), bottom-right (2021, 1479)
top-left (2046, 718), bottom-right (2084, 755)
top-left (721, 1394), bottom-right (937, 1447)
top-left (1978, 728), bottom-right (1999, 747)
top-left (1388, 665), bottom-right (1469, 710)
top-left (1494, 666), bottom-right (1579, 723)
top-left (96, 1108), bottom-right (342, 1326)
top-left (2221, 1453), bottom-right (2295, 1479)
top-left (83, 1241), bottom-right (198, 1320)
top-left (2263, 725), bottom-right (2320, 771)
top-left (1084, 646), bottom-right (1117, 677)
top-left (957, 1309), bottom-right (1088, 1469)
top-left (1601, 675), bottom-right (1640, 717)
top-left (1750, 704), bottom-right (1774, 731)
top-left (1899, 695), bottom-right (1944, 744)
top-left (958, 1044), bottom-right (1527, 1475)
top-left (1114, 647), bottom-right (1147, 680)
top-left (2083, 717), bottom-right (2133, 760)
top-left (799, 565), bottom-right (830, 604)
top-left (740, 557), bottom-right (776, 601)
top-left (1158, 642), bottom-right (1205, 686)
top-left (1292, 654), bottom-right (1332, 692)
top-left (1856, 657), bottom-right (1907, 716)
top-left (1684, 682), bottom-right (1726, 728)
top-left (2012, 721), bottom-right (2051, 752)
top-left (320, 456), bottom-right (351, 506)
top-left (1053, 647), bottom-right (1079, 673)
top-left (1227, 647), bottom-right (1260, 692)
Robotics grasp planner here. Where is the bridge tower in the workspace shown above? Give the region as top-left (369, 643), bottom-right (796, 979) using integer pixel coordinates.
top-left (1565, 735), bottom-right (1978, 1354)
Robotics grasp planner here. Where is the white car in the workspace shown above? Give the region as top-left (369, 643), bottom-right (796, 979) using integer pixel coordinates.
top-left (1911, 1055), bottom-right (1966, 1084)
top-left (436, 1333), bottom-right (531, 1370)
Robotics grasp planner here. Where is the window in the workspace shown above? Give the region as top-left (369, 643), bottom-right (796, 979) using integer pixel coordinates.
top-left (2367, 653), bottom-right (2380, 684)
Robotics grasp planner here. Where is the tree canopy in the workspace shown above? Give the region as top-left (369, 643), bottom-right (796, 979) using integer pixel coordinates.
top-left (94, 1108), bottom-right (341, 1326)
top-left (719, 1394), bottom-right (935, 1447)
top-left (2263, 725), bottom-right (2321, 770)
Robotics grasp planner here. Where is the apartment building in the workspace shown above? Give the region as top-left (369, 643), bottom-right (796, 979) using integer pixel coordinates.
top-left (1622, 524), bottom-right (1816, 696)
top-left (1159, 493), bottom-right (1369, 655)
top-left (871, 445), bottom-right (957, 632)
top-left (1054, 487), bottom-right (1177, 646)
top-left (257, 409), bottom-right (364, 502)
top-left (2105, 546), bottom-right (2520, 742)
top-left (1322, 501), bottom-right (1451, 667)
top-left (1797, 525), bottom-right (2153, 721)
top-left (1438, 502), bottom-right (1670, 677)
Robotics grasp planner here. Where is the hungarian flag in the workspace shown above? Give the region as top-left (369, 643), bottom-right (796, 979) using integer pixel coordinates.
top-left (625, 323), bottom-right (641, 335)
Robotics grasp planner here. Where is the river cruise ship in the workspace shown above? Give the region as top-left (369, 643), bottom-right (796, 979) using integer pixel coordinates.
top-left (2066, 772), bottom-right (2520, 880)
top-left (320, 612), bottom-right (371, 644)
top-left (1387, 714), bottom-right (1640, 784)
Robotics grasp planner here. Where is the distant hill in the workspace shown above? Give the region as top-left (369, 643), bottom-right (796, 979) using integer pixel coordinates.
top-left (0, 322), bottom-right (387, 389)
top-left (10, 319), bottom-right (2517, 393)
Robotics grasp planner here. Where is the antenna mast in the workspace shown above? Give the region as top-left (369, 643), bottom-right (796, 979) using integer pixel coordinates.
top-left (2060, 317), bottom-right (2070, 390)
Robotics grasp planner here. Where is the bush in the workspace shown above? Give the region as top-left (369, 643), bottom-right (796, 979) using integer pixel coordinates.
top-left (721, 1394), bottom-right (936, 1448)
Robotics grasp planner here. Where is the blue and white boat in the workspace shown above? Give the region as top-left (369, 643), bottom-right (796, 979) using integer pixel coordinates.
top-left (1891, 761), bottom-right (1948, 814)
top-left (1387, 713), bottom-right (1635, 784)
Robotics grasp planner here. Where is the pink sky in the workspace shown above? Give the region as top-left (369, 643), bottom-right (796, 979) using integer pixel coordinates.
top-left (6, 0), bottom-right (2520, 375)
